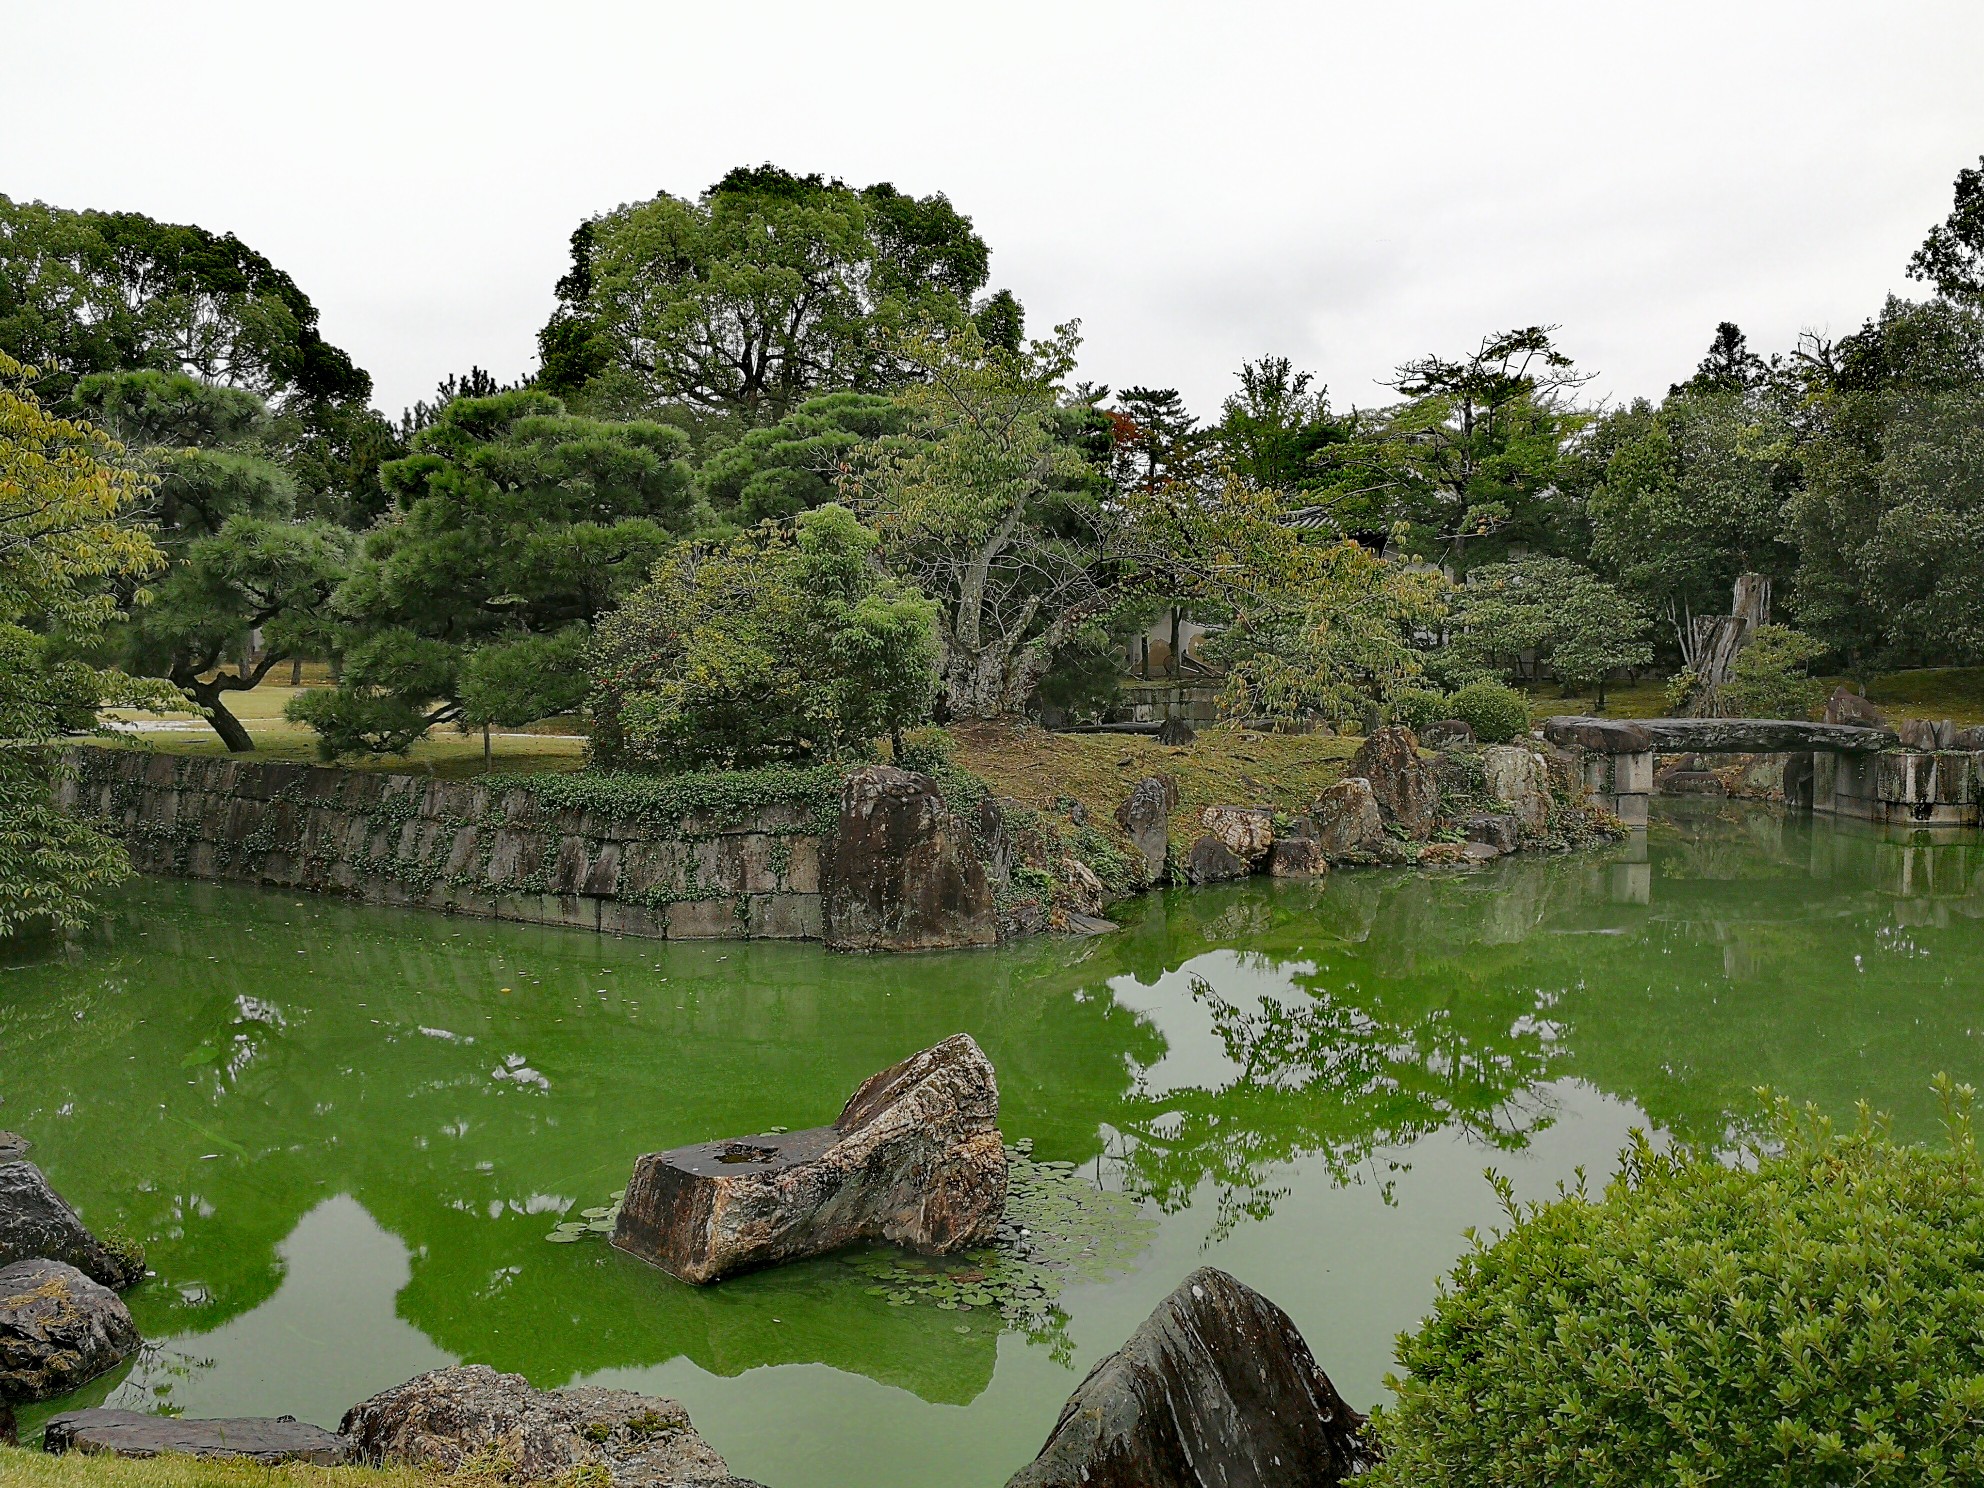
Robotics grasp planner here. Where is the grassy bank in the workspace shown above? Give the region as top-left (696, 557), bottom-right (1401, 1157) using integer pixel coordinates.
top-left (0, 1450), bottom-right (446, 1488)
top-left (1528, 665), bottom-right (1984, 727)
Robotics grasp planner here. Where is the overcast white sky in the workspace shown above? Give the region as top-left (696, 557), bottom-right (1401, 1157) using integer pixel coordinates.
top-left (8, 1), bottom-right (1983, 421)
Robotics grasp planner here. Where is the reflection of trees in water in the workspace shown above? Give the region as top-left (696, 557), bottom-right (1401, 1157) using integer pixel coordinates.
top-left (1113, 967), bottom-right (1561, 1240)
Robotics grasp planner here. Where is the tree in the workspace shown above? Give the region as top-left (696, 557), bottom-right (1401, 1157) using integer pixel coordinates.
top-left (694, 392), bottom-right (907, 524)
top-left (1447, 556), bottom-right (1652, 707)
top-left (1668, 320), bottom-right (1768, 396)
top-left (0, 195), bottom-right (370, 410)
top-left (73, 370), bottom-right (351, 751)
top-left (1312, 327), bottom-right (1594, 568)
top-left (1720, 624), bottom-right (1825, 719)
top-left (0, 350), bottom-right (168, 938)
top-left (591, 504), bottom-right (937, 770)
top-left (1909, 153), bottom-right (1984, 306)
top-left (537, 166), bottom-right (1009, 423)
top-left (1214, 355), bottom-right (1348, 496)
top-left (290, 391), bottom-right (696, 756)
top-left (1108, 386), bottom-right (1205, 496)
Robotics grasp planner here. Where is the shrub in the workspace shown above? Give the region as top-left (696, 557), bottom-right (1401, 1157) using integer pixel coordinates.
top-left (1723, 624), bottom-right (1827, 720)
top-left (1388, 687), bottom-right (1450, 732)
top-left (590, 504), bottom-right (938, 771)
top-left (1445, 680), bottom-right (1529, 743)
top-left (1369, 1083), bottom-right (1984, 1487)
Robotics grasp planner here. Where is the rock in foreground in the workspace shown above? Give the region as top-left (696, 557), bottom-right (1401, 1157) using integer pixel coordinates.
top-left (43, 1409), bottom-right (349, 1465)
top-left (0, 1258), bottom-right (140, 1402)
top-left (1005, 1266), bottom-right (1371, 1488)
top-left (614, 1034), bottom-right (1006, 1284)
top-left (0, 1161), bottom-right (144, 1290)
top-left (1115, 776), bottom-right (1178, 882)
top-left (342, 1365), bottom-right (760, 1486)
top-left (1350, 727), bottom-right (1440, 839)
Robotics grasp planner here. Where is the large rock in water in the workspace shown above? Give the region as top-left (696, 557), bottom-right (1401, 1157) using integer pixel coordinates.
top-left (1198, 806), bottom-right (1273, 865)
top-left (823, 766), bottom-right (998, 951)
top-left (614, 1034), bottom-right (1006, 1284)
top-left (1481, 744), bottom-right (1552, 836)
top-left (341, 1365), bottom-right (760, 1486)
top-left (0, 1161), bottom-right (144, 1290)
top-left (1115, 776), bottom-right (1178, 883)
top-left (1004, 1267), bottom-right (1372, 1488)
top-left (1308, 779), bottom-right (1385, 859)
top-left (1182, 836), bottom-right (1250, 884)
top-left (43, 1410), bottom-right (350, 1465)
top-left (0, 1258), bottom-right (140, 1402)
top-left (1349, 727), bottom-right (1440, 839)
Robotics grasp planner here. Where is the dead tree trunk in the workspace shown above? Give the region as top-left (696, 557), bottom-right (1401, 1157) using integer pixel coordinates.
top-left (1690, 574), bottom-right (1770, 717)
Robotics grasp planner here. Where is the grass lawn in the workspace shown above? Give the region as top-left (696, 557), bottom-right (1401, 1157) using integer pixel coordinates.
top-left (945, 718), bottom-right (1360, 840)
top-left (1525, 667), bottom-right (1984, 728)
top-left (0, 1450), bottom-right (447, 1488)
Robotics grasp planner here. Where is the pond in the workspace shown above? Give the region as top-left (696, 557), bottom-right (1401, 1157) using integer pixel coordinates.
top-left (4, 800), bottom-right (1983, 1486)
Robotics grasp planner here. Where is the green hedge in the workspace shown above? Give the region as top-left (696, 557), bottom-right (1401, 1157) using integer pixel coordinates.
top-left (486, 765), bottom-right (848, 835)
top-left (1369, 1083), bottom-right (1984, 1486)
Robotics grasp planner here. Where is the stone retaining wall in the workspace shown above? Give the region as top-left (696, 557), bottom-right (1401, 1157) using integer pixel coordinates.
top-left (59, 749), bottom-right (826, 941)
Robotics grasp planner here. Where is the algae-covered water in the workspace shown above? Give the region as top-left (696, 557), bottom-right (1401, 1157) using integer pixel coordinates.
top-left (5, 801), bottom-right (1984, 1486)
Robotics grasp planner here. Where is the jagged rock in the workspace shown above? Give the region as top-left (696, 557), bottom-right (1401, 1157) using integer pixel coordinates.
top-left (1464, 813), bottom-right (1520, 852)
top-left (1199, 805), bottom-right (1273, 864)
top-left (1004, 1267), bottom-right (1372, 1488)
top-left (0, 1134), bottom-right (27, 1163)
top-left (1658, 770), bottom-right (1728, 796)
top-left (0, 1258), bottom-right (139, 1402)
top-left (1114, 777), bottom-right (1178, 883)
top-left (1540, 717), bottom-right (1654, 754)
top-left (43, 1410), bottom-right (350, 1465)
top-left (1266, 837), bottom-right (1328, 878)
top-left (1955, 726), bottom-right (1984, 751)
top-left (613, 1034), bottom-right (1006, 1284)
top-left (1058, 857), bottom-right (1106, 918)
top-left (1898, 718), bottom-right (1957, 751)
top-left (822, 767), bottom-right (998, 951)
top-left (1481, 745), bottom-right (1552, 836)
top-left (0, 1161), bottom-right (143, 1290)
top-left (1156, 716), bottom-right (1196, 747)
top-left (1419, 719), bottom-right (1475, 750)
top-left (341, 1365), bottom-right (760, 1486)
top-left (1308, 779), bottom-right (1386, 858)
top-left (1349, 727), bottom-right (1440, 838)
top-left (1183, 836), bottom-right (1250, 884)
top-left (1824, 686), bottom-right (1888, 727)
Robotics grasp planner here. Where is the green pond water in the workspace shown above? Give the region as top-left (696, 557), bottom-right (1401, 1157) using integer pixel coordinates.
top-left (5, 800), bottom-right (1984, 1485)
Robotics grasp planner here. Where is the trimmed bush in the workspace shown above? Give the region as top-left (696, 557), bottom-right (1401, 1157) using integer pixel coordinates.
top-left (1369, 1084), bottom-right (1984, 1487)
top-left (1388, 687), bottom-right (1450, 733)
top-left (1445, 680), bottom-right (1529, 744)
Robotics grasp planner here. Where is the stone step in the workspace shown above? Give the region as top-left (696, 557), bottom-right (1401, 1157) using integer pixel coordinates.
top-left (41, 1409), bottom-right (350, 1465)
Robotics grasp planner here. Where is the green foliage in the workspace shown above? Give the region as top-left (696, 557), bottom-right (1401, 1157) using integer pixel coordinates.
top-left (538, 165), bottom-right (1003, 422)
top-left (1214, 355), bottom-right (1348, 494)
top-left (1910, 154), bottom-right (1984, 307)
top-left (1028, 622), bottom-right (1122, 723)
top-left (1370, 1083), bottom-right (1984, 1488)
top-left (1445, 680), bottom-right (1530, 743)
top-left (1723, 624), bottom-right (1826, 720)
top-left (459, 628), bottom-right (590, 729)
top-left (1448, 556), bottom-right (1653, 705)
top-left (1388, 687), bottom-right (1450, 732)
top-left (694, 392), bottom-right (906, 523)
top-left (485, 764), bottom-right (845, 835)
top-left (591, 504), bottom-right (937, 771)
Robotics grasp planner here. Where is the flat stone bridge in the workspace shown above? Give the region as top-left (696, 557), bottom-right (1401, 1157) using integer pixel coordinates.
top-left (1540, 716), bottom-right (1978, 827)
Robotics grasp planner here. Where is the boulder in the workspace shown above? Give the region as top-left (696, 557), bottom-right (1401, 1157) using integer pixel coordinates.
top-left (1183, 836), bottom-right (1250, 884)
top-left (1464, 813), bottom-right (1520, 852)
top-left (1004, 1267), bottom-right (1372, 1488)
top-left (1540, 717), bottom-right (1653, 754)
top-left (1462, 841), bottom-right (1502, 863)
top-left (822, 766), bottom-right (998, 951)
top-left (0, 1258), bottom-right (140, 1402)
top-left (1419, 719), bottom-right (1475, 750)
top-left (1057, 857), bottom-right (1106, 918)
top-left (341, 1365), bottom-right (760, 1487)
top-left (0, 1161), bottom-right (143, 1290)
top-left (1956, 726), bottom-right (1984, 752)
top-left (1308, 779), bottom-right (1386, 858)
top-left (1481, 745), bottom-right (1552, 836)
top-left (1824, 686), bottom-right (1888, 727)
top-left (1348, 727), bottom-right (1440, 839)
top-left (42, 1410), bottom-right (350, 1465)
top-left (1156, 716), bottom-right (1196, 747)
top-left (1418, 842), bottom-right (1470, 866)
top-left (613, 1034), bottom-right (1006, 1284)
top-left (1898, 718), bottom-right (1957, 751)
top-left (1641, 718), bottom-right (1894, 754)
top-left (1265, 837), bottom-right (1328, 878)
top-left (0, 1134), bottom-right (27, 1163)
top-left (1114, 777), bottom-right (1178, 883)
top-left (1198, 805), bottom-right (1273, 865)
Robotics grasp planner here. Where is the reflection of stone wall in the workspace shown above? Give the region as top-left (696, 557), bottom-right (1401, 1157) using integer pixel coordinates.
top-left (59, 749), bottom-right (824, 942)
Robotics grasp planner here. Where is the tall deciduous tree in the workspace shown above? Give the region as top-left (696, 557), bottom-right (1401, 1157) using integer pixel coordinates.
top-left (1910, 154), bottom-right (1984, 307)
top-left (0, 351), bottom-right (169, 937)
top-left (538, 166), bottom-right (1012, 425)
top-left (290, 391), bottom-right (696, 757)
